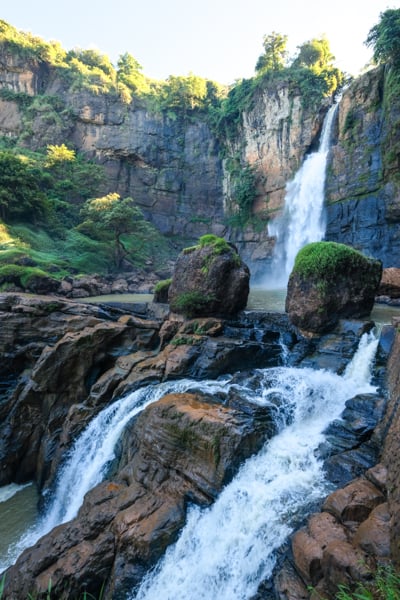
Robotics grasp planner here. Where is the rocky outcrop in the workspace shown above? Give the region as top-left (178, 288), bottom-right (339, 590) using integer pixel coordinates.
top-left (168, 237), bottom-right (250, 317)
top-left (378, 267), bottom-right (400, 300)
top-left (1, 390), bottom-right (276, 599)
top-left (325, 66), bottom-right (400, 268)
top-left (285, 467), bottom-right (388, 600)
top-left (285, 242), bottom-right (382, 334)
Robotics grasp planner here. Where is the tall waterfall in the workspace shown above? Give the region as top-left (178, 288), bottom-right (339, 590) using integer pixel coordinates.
top-left (132, 332), bottom-right (378, 600)
top-left (264, 103), bottom-right (338, 287)
top-left (1, 331), bottom-right (378, 595)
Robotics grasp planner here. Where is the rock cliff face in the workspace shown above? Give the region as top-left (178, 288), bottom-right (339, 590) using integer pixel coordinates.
top-left (325, 66), bottom-right (400, 267)
top-left (0, 50), bottom-right (399, 275)
top-left (0, 49), bottom-right (326, 263)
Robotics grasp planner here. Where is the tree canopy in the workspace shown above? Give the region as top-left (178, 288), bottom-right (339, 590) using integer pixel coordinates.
top-left (78, 193), bottom-right (154, 268)
top-left (365, 8), bottom-right (400, 69)
top-left (255, 32), bottom-right (288, 74)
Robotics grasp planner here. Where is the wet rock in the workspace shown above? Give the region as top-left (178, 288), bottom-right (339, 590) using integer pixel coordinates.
top-left (1, 390), bottom-right (276, 599)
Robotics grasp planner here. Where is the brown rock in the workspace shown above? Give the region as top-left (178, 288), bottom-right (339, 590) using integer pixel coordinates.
top-left (353, 502), bottom-right (391, 557)
top-left (321, 539), bottom-right (373, 596)
top-left (322, 478), bottom-right (385, 524)
top-left (378, 267), bottom-right (400, 299)
top-left (292, 513), bottom-right (347, 585)
top-left (168, 238), bottom-right (250, 317)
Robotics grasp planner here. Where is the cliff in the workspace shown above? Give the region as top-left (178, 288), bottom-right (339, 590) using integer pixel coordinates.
top-left (1, 46), bottom-right (399, 278)
top-left (325, 66), bottom-right (400, 268)
top-left (0, 47), bottom-right (326, 268)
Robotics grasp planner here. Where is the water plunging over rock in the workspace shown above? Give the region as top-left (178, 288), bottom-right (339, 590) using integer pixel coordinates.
top-left (263, 103), bottom-right (339, 287)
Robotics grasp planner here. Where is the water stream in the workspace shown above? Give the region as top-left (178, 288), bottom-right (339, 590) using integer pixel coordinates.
top-left (263, 103), bottom-right (338, 287)
top-left (131, 332), bottom-right (378, 599)
top-left (0, 328), bottom-right (379, 598)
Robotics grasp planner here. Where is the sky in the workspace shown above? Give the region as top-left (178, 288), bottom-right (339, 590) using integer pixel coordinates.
top-left (1, 0), bottom-right (399, 85)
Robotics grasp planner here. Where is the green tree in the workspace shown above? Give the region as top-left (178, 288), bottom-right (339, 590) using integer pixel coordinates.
top-left (255, 32), bottom-right (288, 74)
top-left (292, 37), bottom-right (335, 71)
top-left (162, 73), bottom-right (208, 112)
top-left (78, 193), bottom-right (153, 269)
top-left (0, 151), bottom-right (48, 222)
top-left (365, 8), bottom-right (400, 69)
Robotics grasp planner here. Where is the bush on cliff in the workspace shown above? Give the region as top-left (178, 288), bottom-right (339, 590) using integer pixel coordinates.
top-left (286, 241), bottom-right (382, 334)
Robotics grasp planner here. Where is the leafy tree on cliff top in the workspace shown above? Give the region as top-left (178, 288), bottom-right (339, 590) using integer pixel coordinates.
top-left (366, 8), bottom-right (400, 69)
top-left (255, 32), bottom-right (289, 74)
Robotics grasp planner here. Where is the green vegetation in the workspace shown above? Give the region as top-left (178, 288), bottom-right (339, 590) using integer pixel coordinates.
top-left (154, 278), bottom-right (172, 294)
top-left (171, 291), bottom-right (216, 318)
top-left (292, 241), bottom-right (371, 279)
top-left (0, 140), bottom-right (175, 288)
top-left (335, 565), bottom-right (400, 599)
top-left (366, 8), bottom-right (400, 69)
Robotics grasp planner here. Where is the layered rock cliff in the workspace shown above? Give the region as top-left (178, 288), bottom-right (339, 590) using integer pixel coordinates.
top-left (1, 47), bottom-right (399, 278)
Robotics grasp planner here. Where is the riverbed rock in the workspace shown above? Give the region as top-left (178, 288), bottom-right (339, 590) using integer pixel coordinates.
top-left (168, 236), bottom-right (250, 317)
top-left (286, 242), bottom-right (382, 334)
top-left (1, 390), bottom-right (277, 599)
top-left (378, 267), bottom-right (400, 299)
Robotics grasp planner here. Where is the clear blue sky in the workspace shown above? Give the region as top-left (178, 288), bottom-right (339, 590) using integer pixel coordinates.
top-left (2, 1), bottom-right (399, 84)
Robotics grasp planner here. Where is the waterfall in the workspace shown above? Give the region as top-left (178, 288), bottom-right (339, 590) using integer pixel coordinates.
top-left (0, 377), bottom-right (230, 572)
top-left (1, 331), bottom-right (378, 590)
top-left (263, 103), bottom-right (338, 288)
top-left (131, 331), bottom-right (378, 600)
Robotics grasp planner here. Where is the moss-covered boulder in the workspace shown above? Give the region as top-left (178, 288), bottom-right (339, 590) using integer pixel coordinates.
top-left (168, 235), bottom-right (250, 317)
top-left (285, 242), bottom-right (382, 334)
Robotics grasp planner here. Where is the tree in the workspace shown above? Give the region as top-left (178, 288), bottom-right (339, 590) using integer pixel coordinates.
top-left (117, 52), bottom-right (149, 94)
top-left (78, 193), bottom-right (153, 269)
top-left (365, 8), bottom-right (400, 69)
top-left (0, 151), bottom-right (48, 222)
top-left (292, 37), bottom-right (335, 72)
top-left (255, 32), bottom-right (288, 74)
top-left (162, 73), bottom-right (208, 112)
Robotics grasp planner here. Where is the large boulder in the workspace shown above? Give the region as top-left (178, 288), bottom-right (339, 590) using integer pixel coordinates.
top-left (1, 390), bottom-right (275, 599)
top-left (285, 242), bottom-right (382, 334)
top-left (168, 235), bottom-right (250, 317)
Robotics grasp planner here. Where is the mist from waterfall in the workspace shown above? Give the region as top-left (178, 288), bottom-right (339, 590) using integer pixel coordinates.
top-left (261, 102), bottom-right (338, 288)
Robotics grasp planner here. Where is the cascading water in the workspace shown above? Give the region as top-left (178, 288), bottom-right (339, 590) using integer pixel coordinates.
top-left (0, 377), bottom-right (230, 572)
top-left (263, 102), bottom-right (338, 287)
top-left (131, 332), bottom-right (378, 600)
top-left (1, 331), bottom-right (378, 598)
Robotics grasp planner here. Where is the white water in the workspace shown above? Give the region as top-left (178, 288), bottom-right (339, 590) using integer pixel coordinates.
top-left (1, 331), bottom-right (378, 594)
top-left (0, 377), bottom-right (230, 572)
top-left (132, 332), bottom-right (378, 600)
top-left (0, 483), bottom-right (31, 504)
top-left (264, 103), bottom-right (338, 287)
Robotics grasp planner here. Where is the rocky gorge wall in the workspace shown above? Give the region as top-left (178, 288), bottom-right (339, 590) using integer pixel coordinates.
top-left (0, 48), bottom-right (399, 277)
top-left (325, 66), bottom-right (400, 268)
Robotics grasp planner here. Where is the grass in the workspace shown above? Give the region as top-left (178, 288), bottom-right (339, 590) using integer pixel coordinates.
top-left (335, 565), bottom-right (400, 600)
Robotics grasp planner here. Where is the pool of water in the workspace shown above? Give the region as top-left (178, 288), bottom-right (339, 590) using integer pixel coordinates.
top-left (80, 289), bottom-right (400, 327)
top-left (0, 483), bottom-right (39, 565)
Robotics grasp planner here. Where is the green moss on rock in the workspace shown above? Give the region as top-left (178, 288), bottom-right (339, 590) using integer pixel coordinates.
top-left (292, 241), bottom-right (371, 280)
